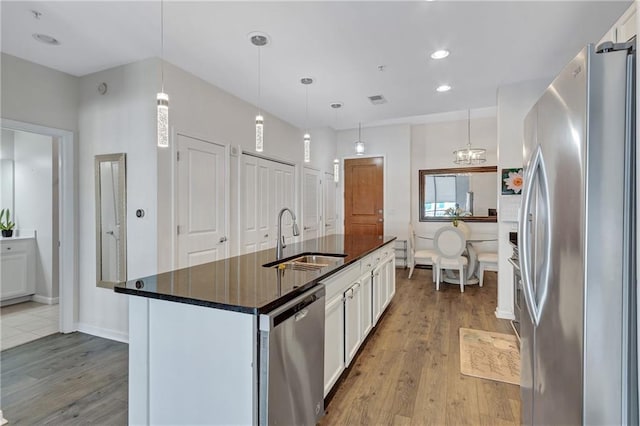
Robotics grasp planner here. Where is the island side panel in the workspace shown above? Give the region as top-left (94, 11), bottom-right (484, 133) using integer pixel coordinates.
top-left (129, 296), bottom-right (150, 425)
top-left (130, 297), bottom-right (257, 425)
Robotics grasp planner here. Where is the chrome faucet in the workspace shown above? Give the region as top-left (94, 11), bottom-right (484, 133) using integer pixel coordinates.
top-left (276, 207), bottom-right (300, 259)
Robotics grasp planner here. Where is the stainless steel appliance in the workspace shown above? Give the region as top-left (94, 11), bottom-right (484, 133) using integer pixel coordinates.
top-left (519, 41), bottom-right (638, 425)
top-left (508, 232), bottom-right (522, 341)
top-left (259, 285), bottom-right (325, 425)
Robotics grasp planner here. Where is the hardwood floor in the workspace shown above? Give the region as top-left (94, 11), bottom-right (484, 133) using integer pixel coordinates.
top-left (0, 332), bottom-right (128, 425)
top-left (0, 268), bottom-right (518, 425)
top-left (320, 267), bottom-right (520, 426)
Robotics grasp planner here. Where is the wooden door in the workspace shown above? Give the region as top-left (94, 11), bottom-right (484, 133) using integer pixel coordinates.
top-left (177, 134), bottom-right (227, 267)
top-left (344, 157), bottom-right (383, 237)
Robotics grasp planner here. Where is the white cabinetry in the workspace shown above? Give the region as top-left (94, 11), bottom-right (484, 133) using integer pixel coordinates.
top-left (324, 292), bottom-right (345, 396)
top-left (321, 241), bottom-right (397, 397)
top-left (1, 238), bottom-right (36, 301)
top-left (599, 4), bottom-right (636, 45)
top-left (344, 279), bottom-right (362, 366)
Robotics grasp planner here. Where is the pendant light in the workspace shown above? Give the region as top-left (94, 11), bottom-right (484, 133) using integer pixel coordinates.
top-left (354, 122), bottom-right (365, 155)
top-left (250, 32), bottom-right (269, 152)
top-left (301, 77), bottom-right (313, 163)
top-left (331, 102), bottom-right (343, 183)
top-left (453, 109), bottom-right (486, 165)
top-left (156, 0), bottom-right (169, 148)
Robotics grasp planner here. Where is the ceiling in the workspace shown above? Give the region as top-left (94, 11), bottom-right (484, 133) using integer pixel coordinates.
top-left (1, 1), bottom-right (631, 130)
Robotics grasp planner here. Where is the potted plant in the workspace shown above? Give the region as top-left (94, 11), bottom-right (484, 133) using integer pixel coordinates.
top-left (0, 208), bottom-right (15, 237)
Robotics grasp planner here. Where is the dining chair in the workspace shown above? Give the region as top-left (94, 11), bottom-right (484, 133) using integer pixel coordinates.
top-left (408, 223), bottom-right (437, 283)
top-left (476, 251), bottom-right (498, 287)
top-left (432, 226), bottom-right (468, 292)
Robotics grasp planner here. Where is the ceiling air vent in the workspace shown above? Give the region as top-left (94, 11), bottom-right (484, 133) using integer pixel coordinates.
top-left (368, 94), bottom-right (387, 105)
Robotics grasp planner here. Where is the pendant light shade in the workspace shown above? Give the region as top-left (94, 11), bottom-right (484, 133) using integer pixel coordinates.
top-left (333, 158), bottom-right (340, 183)
top-left (251, 33), bottom-right (269, 153)
top-left (453, 109), bottom-right (486, 165)
top-left (301, 77), bottom-right (313, 163)
top-left (157, 0), bottom-right (169, 148)
top-left (303, 133), bottom-right (311, 163)
top-left (255, 114), bottom-right (264, 152)
top-left (157, 92), bottom-right (169, 148)
top-left (354, 122), bottom-right (365, 155)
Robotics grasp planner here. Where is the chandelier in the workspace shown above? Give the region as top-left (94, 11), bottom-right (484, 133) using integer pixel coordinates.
top-left (453, 109), bottom-right (486, 165)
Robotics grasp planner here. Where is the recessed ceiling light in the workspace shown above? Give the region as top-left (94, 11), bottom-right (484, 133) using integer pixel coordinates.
top-left (330, 102), bottom-right (343, 109)
top-left (430, 49), bottom-right (450, 60)
top-left (248, 31), bottom-right (270, 47)
top-left (436, 84), bottom-right (452, 92)
top-left (32, 33), bottom-right (60, 45)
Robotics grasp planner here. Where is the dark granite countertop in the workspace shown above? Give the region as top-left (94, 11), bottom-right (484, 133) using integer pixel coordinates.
top-left (114, 234), bottom-right (396, 314)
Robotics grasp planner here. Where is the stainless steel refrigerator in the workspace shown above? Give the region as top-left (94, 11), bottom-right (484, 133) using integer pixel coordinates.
top-left (519, 41), bottom-right (637, 425)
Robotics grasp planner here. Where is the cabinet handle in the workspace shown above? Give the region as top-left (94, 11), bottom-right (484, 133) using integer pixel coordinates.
top-left (375, 272), bottom-right (380, 277)
top-left (264, 234), bottom-right (269, 238)
top-left (366, 263), bottom-right (372, 268)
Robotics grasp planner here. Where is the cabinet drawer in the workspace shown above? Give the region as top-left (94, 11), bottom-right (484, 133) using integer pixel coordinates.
top-left (320, 261), bottom-right (361, 301)
top-left (1, 240), bottom-right (31, 253)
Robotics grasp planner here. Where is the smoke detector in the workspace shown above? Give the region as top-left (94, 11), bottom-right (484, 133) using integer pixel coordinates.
top-left (368, 94), bottom-right (387, 105)
top-left (330, 102), bottom-right (343, 109)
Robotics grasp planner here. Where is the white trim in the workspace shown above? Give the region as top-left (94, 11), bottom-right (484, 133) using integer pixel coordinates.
top-left (1, 118), bottom-right (77, 334)
top-left (31, 295), bottom-right (59, 305)
top-left (77, 322), bottom-right (129, 344)
top-left (495, 308), bottom-right (516, 320)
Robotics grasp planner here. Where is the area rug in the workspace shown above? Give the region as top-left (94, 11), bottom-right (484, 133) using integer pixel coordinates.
top-left (459, 328), bottom-right (520, 385)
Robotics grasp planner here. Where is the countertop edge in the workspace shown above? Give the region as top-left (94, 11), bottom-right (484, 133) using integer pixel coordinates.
top-left (115, 236), bottom-right (397, 314)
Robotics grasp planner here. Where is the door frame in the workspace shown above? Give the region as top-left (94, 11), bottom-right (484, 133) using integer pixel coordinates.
top-left (172, 130), bottom-right (231, 268)
top-left (340, 154), bottom-right (387, 235)
top-left (1, 118), bottom-right (77, 333)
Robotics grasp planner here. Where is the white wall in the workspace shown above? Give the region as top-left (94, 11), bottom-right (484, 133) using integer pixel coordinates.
top-left (336, 123), bottom-right (411, 241)
top-left (156, 60), bottom-right (337, 268)
top-left (1, 53), bottom-right (79, 132)
top-left (495, 78), bottom-right (549, 319)
top-left (410, 115), bottom-right (498, 242)
top-left (13, 130), bottom-right (57, 301)
top-left (77, 58), bottom-right (159, 340)
top-left (1, 129), bottom-right (15, 213)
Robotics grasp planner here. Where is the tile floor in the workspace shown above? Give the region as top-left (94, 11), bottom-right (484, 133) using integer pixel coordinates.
top-left (0, 301), bottom-right (59, 351)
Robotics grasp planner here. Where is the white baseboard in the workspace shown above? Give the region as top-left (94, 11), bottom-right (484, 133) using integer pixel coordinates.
top-left (31, 295), bottom-right (59, 305)
top-left (0, 409), bottom-right (7, 425)
top-left (495, 308), bottom-right (515, 320)
top-left (76, 322), bottom-right (129, 344)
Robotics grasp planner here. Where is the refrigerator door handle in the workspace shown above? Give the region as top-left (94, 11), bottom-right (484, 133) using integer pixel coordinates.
top-left (519, 145), bottom-right (551, 326)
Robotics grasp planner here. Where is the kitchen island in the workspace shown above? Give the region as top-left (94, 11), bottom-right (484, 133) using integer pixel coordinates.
top-left (115, 234), bottom-right (396, 425)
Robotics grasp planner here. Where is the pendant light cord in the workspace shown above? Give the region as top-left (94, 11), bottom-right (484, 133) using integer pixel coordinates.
top-left (257, 47), bottom-right (261, 113)
top-left (160, 0), bottom-right (164, 92)
top-left (467, 109), bottom-right (471, 149)
top-left (305, 84), bottom-right (309, 131)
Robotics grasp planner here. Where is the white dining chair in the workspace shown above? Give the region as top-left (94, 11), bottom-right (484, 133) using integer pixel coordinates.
top-left (432, 226), bottom-right (468, 292)
top-left (408, 223), bottom-right (437, 283)
top-left (476, 251), bottom-right (498, 287)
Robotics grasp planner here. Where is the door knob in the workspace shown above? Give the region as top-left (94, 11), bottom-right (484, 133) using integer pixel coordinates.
top-left (378, 218), bottom-right (383, 222)
top-left (219, 236), bottom-right (227, 243)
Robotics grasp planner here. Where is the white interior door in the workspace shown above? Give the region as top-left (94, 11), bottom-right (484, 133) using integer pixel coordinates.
top-left (272, 162), bottom-right (296, 245)
top-left (303, 167), bottom-right (322, 240)
top-left (241, 155), bottom-right (295, 253)
top-left (324, 172), bottom-right (336, 235)
top-left (177, 134), bottom-right (227, 268)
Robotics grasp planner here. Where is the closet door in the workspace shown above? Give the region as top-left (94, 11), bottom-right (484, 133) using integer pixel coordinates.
top-left (303, 167), bottom-right (322, 240)
top-left (176, 134), bottom-right (227, 267)
top-left (241, 154), bottom-right (296, 254)
top-left (324, 171), bottom-right (337, 236)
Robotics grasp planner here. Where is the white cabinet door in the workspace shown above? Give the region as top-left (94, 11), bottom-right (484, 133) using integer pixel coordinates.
top-left (360, 271), bottom-right (372, 337)
top-left (1, 239), bottom-right (35, 301)
top-left (381, 256), bottom-right (396, 310)
top-left (302, 167), bottom-right (321, 240)
top-left (177, 135), bottom-right (227, 267)
top-left (344, 281), bottom-right (362, 366)
top-left (324, 292), bottom-right (345, 397)
top-left (372, 263), bottom-right (383, 325)
top-left (323, 172), bottom-right (336, 235)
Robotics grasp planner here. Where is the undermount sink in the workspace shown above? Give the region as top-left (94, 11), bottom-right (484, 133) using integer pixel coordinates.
top-left (264, 253), bottom-right (346, 271)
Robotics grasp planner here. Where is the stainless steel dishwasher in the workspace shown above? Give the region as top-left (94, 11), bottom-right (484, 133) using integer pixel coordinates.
top-left (258, 285), bottom-right (326, 425)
